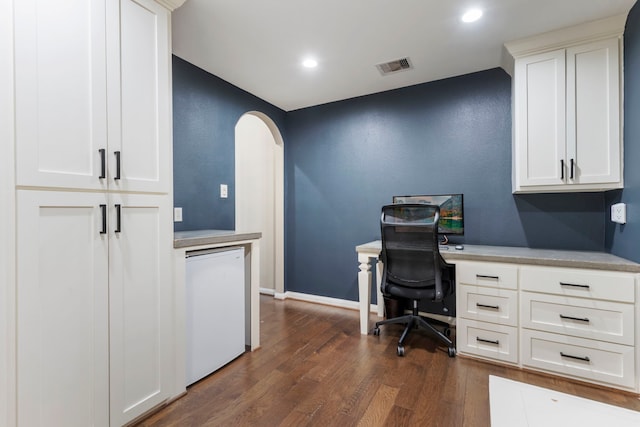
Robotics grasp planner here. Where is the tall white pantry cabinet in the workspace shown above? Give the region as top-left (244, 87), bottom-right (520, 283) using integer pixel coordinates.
top-left (5, 0), bottom-right (183, 425)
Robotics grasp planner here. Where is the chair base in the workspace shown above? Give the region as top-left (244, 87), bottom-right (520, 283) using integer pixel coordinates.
top-left (373, 304), bottom-right (456, 357)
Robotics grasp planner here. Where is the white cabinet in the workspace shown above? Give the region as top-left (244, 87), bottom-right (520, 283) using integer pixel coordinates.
top-left (12, 0), bottom-right (175, 425)
top-left (14, 0), bottom-right (108, 191)
top-left (15, 0), bottom-right (171, 194)
top-left (17, 191), bottom-right (173, 426)
top-left (456, 261), bottom-right (519, 364)
top-left (107, 0), bottom-right (172, 194)
top-left (508, 17), bottom-right (624, 193)
top-left (108, 193), bottom-right (172, 425)
top-left (16, 191), bottom-right (110, 427)
top-left (519, 265), bottom-right (637, 391)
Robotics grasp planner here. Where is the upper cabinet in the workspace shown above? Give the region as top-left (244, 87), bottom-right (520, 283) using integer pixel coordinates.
top-left (506, 16), bottom-right (625, 193)
top-left (15, 0), bottom-right (172, 194)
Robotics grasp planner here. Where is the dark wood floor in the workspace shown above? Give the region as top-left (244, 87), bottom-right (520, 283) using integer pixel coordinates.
top-left (137, 295), bottom-right (640, 426)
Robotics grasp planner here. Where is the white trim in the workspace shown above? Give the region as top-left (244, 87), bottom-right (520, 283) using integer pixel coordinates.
top-left (505, 14), bottom-right (627, 58)
top-left (259, 287), bottom-right (275, 296)
top-left (235, 111), bottom-right (285, 296)
top-left (274, 292), bottom-right (456, 326)
top-left (280, 291), bottom-right (380, 314)
top-left (154, 0), bottom-right (187, 12)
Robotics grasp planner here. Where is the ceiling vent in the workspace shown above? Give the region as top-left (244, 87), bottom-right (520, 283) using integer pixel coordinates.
top-left (376, 57), bottom-right (413, 76)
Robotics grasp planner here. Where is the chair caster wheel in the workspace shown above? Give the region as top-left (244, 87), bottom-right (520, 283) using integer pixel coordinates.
top-left (397, 345), bottom-right (405, 357)
top-left (444, 328), bottom-right (452, 338)
top-left (373, 327), bottom-right (380, 336)
top-left (448, 347), bottom-right (456, 358)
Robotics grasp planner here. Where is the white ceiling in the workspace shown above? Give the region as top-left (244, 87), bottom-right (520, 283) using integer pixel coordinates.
top-left (172, 0), bottom-right (637, 112)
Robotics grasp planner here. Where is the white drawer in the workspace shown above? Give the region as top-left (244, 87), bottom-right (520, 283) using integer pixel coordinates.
top-left (520, 266), bottom-right (635, 303)
top-left (458, 284), bottom-right (518, 327)
top-left (521, 329), bottom-right (635, 390)
top-left (521, 292), bottom-right (634, 345)
top-left (456, 261), bottom-right (518, 290)
top-left (457, 319), bottom-right (518, 364)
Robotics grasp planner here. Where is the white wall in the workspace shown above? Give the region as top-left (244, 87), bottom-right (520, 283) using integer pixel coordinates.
top-left (235, 114), bottom-right (277, 291)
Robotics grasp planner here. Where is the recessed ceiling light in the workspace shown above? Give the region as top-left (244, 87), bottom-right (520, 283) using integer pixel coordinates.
top-left (461, 8), bottom-right (483, 23)
top-left (302, 58), bottom-right (318, 68)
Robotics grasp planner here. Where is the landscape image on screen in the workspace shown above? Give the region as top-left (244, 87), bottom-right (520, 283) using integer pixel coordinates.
top-left (392, 194), bottom-right (464, 235)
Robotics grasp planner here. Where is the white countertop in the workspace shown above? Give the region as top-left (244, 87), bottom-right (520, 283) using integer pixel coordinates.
top-left (356, 241), bottom-right (640, 273)
top-left (174, 229), bottom-right (262, 248)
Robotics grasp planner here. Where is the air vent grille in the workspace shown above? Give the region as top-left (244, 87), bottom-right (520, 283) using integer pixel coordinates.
top-left (376, 57), bottom-right (413, 75)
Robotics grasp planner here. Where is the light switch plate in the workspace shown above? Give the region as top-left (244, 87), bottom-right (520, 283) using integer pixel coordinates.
top-left (611, 203), bottom-right (626, 224)
top-left (220, 184), bottom-right (228, 198)
top-left (174, 207), bottom-right (183, 222)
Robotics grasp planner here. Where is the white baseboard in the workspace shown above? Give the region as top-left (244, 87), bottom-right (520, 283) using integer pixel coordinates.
top-left (259, 287), bottom-right (275, 296)
top-left (270, 291), bottom-right (455, 326)
top-left (277, 291), bottom-right (379, 313)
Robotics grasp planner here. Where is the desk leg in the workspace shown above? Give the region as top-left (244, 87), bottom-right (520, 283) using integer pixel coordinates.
top-left (358, 254), bottom-right (372, 334)
top-left (376, 260), bottom-right (384, 318)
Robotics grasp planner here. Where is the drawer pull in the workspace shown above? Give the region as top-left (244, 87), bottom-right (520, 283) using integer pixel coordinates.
top-left (559, 314), bottom-right (590, 323)
top-left (476, 337), bottom-right (500, 345)
top-left (560, 352), bottom-right (590, 363)
top-left (559, 282), bottom-right (590, 289)
top-left (476, 303), bottom-right (500, 310)
top-left (476, 274), bottom-right (499, 280)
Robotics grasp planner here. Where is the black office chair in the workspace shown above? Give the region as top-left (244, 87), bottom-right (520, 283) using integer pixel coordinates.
top-left (373, 204), bottom-right (456, 357)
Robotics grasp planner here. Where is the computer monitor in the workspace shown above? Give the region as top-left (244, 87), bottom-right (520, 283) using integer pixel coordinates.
top-left (392, 194), bottom-right (464, 236)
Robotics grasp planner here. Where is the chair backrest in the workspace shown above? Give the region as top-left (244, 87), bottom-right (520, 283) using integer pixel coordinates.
top-left (380, 203), bottom-right (444, 300)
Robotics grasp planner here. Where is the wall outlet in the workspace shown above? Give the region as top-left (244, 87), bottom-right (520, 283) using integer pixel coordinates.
top-left (611, 203), bottom-right (626, 224)
top-left (220, 184), bottom-right (228, 198)
top-left (174, 207), bottom-right (183, 222)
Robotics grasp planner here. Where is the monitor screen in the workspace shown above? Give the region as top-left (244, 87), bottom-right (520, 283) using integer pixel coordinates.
top-left (392, 194), bottom-right (464, 235)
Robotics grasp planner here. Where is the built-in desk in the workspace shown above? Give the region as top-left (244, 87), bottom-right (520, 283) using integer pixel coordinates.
top-left (357, 240), bottom-right (640, 391)
top-left (356, 241), bottom-right (640, 334)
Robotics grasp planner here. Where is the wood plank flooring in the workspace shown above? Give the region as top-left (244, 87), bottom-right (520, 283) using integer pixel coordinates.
top-left (137, 296), bottom-right (640, 426)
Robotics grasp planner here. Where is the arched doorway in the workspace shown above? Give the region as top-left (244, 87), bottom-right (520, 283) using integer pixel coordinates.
top-left (235, 112), bottom-right (284, 297)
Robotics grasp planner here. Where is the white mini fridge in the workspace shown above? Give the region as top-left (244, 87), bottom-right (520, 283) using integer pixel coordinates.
top-left (186, 247), bottom-right (245, 385)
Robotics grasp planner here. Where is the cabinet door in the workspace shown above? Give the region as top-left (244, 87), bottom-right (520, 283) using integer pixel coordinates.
top-left (566, 38), bottom-right (621, 185)
top-left (107, 0), bottom-right (171, 194)
top-left (514, 49), bottom-right (566, 188)
top-left (109, 193), bottom-right (172, 425)
top-left (16, 190), bottom-right (109, 426)
top-left (14, 0), bottom-right (108, 191)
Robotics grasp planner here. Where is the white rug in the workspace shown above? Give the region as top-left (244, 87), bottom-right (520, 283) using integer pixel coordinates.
top-left (489, 376), bottom-right (640, 427)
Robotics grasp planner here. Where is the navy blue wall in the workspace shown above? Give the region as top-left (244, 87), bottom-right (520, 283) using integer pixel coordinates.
top-left (172, 18), bottom-right (640, 302)
top-left (606, 4), bottom-right (640, 262)
top-left (285, 69), bottom-right (605, 301)
top-left (172, 56), bottom-right (286, 231)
